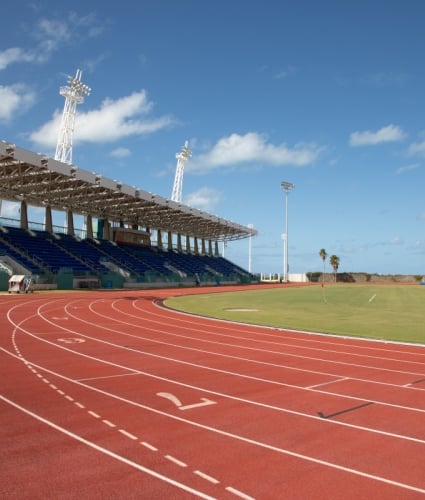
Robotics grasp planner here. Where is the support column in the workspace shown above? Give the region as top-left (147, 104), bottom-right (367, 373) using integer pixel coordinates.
top-left (177, 233), bottom-right (182, 252)
top-left (20, 200), bottom-right (28, 230)
top-left (67, 210), bottom-right (75, 237)
top-left (194, 237), bottom-right (199, 254)
top-left (185, 235), bottom-right (190, 252)
top-left (157, 229), bottom-right (163, 250)
top-left (168, 231), bottom-right (173, 250)
top-left (215, 241), bottom-right (219, 257)
top-left (208, 240), bottom-right (213, 256)
top-left (102, 218), bottom-right (110, 240)
top-left (86, 215), bottom-right (93, 239)
top-left (201, 238), bottom-right (206, 255)
top-left (97, 218), bottom-right (104, 239)
top-left (45, 206), bottom-right (53, 234)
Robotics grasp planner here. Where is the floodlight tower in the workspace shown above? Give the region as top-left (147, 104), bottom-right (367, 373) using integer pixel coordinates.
top-left (55, 69), bottom-right (91, 165)
top-left (281, 181), bottom-right (295, 282)
top-left (248, 223), bottom-right (254, 273)
top-left (171, 140), bottom-right (191, 203)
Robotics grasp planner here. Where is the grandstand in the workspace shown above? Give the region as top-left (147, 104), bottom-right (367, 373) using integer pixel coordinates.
top-left (0, 140), bottom-right (257, 291)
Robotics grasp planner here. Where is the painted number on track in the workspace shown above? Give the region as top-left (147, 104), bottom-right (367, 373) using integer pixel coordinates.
top-left (157, 392), bottom-right (216, 411)
top-left (57, 338), bottom-right (86, 344)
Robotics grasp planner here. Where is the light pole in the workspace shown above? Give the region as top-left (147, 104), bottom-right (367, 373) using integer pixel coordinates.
top-left (280, 181), bottom-right (294, 282)
top-left (248, 223), bottom-right (254, 273)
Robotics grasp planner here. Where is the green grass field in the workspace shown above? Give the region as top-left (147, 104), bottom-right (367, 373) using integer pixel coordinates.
top-left (165, 284), bottom-right (425, 344)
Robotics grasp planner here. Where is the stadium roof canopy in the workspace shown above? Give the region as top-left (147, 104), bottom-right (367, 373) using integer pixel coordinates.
top-left (0, 141), bottom-right (257, 242)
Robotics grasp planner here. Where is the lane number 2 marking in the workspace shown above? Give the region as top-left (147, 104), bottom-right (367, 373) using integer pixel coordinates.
top-left (57, 338), bottom-right (86, 344)
top-left (157, 392), bottom-right (216, 411)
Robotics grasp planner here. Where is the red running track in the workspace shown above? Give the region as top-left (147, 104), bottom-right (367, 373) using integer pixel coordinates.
top-left (1, 285), bottom-right (425, 499)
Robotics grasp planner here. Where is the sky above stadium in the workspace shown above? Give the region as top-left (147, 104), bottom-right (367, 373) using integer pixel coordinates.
top-left (1, 0), bottom-right (425, 276)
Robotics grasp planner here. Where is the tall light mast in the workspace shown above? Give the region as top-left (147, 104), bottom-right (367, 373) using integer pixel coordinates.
top-left (280, 181), bottom-right (295, 282)
top-left (55, 69), bottom-right (91, 165)
top-left (171, 140), bottom-right (191, 203)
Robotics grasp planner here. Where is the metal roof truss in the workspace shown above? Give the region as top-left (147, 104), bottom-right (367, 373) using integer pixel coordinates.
top-left (0, 141), bottom-right (257, 242)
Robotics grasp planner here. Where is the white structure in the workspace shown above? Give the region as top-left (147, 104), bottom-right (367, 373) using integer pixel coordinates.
top-left (171, 141), bottom-right (191, 203)
top-left (280, 181), bottom-right (295, 282)
top-left (55, 69), bottom-right (91, 165)
top-left (260, 273), bottom-right (307, 283)
top-left (248, 223), bottom-right (254, 273)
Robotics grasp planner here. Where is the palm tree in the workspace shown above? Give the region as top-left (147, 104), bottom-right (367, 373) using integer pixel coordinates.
top-left (319, 248), bottom-right (327, 287)
top-left (329, 255), bottom-right (340, 282)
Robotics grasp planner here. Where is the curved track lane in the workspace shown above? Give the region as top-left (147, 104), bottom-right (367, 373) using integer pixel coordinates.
top-left (1, 286), bottom-right (425, 499)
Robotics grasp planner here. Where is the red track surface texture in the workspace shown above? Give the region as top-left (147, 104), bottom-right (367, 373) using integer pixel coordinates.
top-left (1, 285), bottom-right (425, 499)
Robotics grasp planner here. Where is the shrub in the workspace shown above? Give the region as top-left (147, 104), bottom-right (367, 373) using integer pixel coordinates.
top-left (306, 272), bottom-right (322, 282)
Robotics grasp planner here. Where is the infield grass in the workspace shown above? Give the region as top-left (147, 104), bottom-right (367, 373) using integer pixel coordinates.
top-left (165, 284), bottom-right (425, 344)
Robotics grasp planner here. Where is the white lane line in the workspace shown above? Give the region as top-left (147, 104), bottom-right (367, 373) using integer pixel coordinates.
top-left (6, 306), bottom-right (425, 493)
top-left (60, 300), bottom-right (425, 389)
top-left (14, 306), bottom-right (425, 421)
top-left (23, 296), bottom-right (419, 401)
top-left (0, 395), bottom-right (216, 500)
top-left (102, 419), bottom-right (116, 428)
top-left (5, 345), bottom-right (425, 496)
top-left (4, 339), bottom-right (425, 447)
top-left (118, 429), bottom-right (138, 440)
top-left (226, 486), bottom-right (256, 499)
top-left (141, 441), bottom-right (158, 451)
top-left (78, 372), bottom-right (140, 382)
top-left (11, 350), bottom-right (229, 496)
top-left (74, 402), bottom-right (85, 409)
top-left (5, 343), bottom-right (250, 498)
top-left (369, 294), bottom-right (377, 303)
top-left (306, 377), bottom-right (348, 389)
top-left (127, 295), bottom-right (425, 364)
top-left (165, 455), bottom-right (187, 467)
top-left (194, 470), bottom-right (220, 484)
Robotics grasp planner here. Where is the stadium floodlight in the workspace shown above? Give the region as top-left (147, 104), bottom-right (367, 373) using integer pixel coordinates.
top-left (171, 141), bottom-right (192, 203)
top-left (280, 181), bottom-right (295, 282)
top-left (55, 69), bottom-right (91, 165)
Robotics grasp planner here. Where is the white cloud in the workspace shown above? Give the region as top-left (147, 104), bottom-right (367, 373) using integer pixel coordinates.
top-left (35, 19), bottom-right (72, 56)
top-left (411, 239), bottom-right (425, 252)
top-left (187, 132), bottom-right (322, 173)
top-left (0, 48), bottom-right (35, 70)
top-left (29, 90), bottom-right (174, 148)
top-left (274, 66), bottom-right (297, 80)
top-left (0, 13), bottom-right (103, 71)
top-left (110, 147), bottom-right (131, 158)
top-left (0, 84), bottom-right (36, 121)
top-left (388, 236), bottom-right (403, 246)
top-left (360, 72), bottom-right (409, 87)
top-left (184, 187), bottom-right (223, 212)
top-left (408, 138), bottom-right (425, 157)
top-left (395, 163), bottom-right (419, 175)
top-left (349, 124), bottom-right (406, 146)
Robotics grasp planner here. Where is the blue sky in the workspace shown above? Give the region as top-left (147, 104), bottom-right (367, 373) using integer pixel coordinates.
top-left (1, 1), bottom-right (425, 275)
